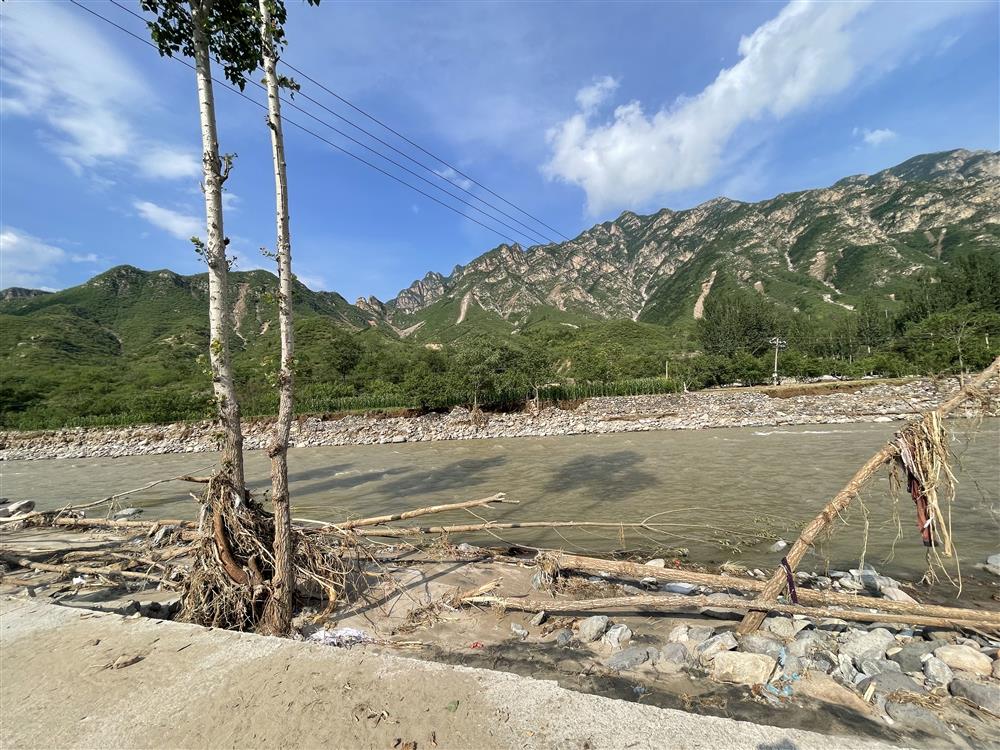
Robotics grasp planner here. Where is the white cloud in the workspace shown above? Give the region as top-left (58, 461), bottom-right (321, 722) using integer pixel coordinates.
top-left (433, 166), bottom-right (473, 191)
top-left (0, 2), bottom-right (198, 181)
top-left (133, 200), bottom-right (201, 240)
top-left (71, 253), bottom-right (100, 263)
top-left (138, 146), bottom-right (201, 180)
top-left (575, 76), bottom-right (619, 115)
top-left (295, 272), bottom-right (327, 290)
top-left (543, 0), bottom-right (977, 213)
top-left (854, 127), bottom-right (897, 146)
top-left (0, 227), bottom-right (69, 289)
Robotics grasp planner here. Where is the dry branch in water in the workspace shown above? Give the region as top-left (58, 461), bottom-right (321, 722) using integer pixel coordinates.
top-left (298, 492), bottom-right (515, 531)
top-left (738, 358), bottom-right (1000, 634)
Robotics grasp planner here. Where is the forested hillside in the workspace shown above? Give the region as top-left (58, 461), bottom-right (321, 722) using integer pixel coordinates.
top-left (3, 149), bottom-right (998, 428)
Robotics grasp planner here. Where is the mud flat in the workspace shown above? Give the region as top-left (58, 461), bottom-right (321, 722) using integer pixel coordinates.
top-left (3, 377), bottom-right (996, 461)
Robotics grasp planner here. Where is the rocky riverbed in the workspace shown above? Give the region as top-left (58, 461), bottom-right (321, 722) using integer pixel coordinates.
top-left (3, 377), bottom-right (997, 462)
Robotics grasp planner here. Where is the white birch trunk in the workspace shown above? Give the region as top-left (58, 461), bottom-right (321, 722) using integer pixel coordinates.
top-left (259, 0), bottom-right (295, 635)
top-left (190, 0), bottom-right (245, 493)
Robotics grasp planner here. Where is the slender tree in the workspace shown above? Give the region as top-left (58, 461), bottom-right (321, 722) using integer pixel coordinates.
top-left (142, 0), bottom-right (315, 634)
top-left (142, 0), bottom-right (264, 494)
top-left (258, 0), bottom-right (296, 635)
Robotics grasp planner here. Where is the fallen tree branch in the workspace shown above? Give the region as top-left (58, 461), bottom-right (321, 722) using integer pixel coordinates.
top-left (301, 492), bottom-right (515, 531)
top-left (536, 551), bottom-right (1000, 625)
top-left (738, 358), bottom-right (1000, 634)
top-left (0, 554), bottom-right (177, 588)
top-left (0, 467), bottom-right (216, 526)
top-left (464, 593), bottom-right (1000, 631)
top-left (50, 516), bottom-right (198, 537)
top-left (339, 520), bottom-right (705, 537)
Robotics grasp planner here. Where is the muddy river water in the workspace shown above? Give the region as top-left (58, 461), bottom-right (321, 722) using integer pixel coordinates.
top-left (3, 419), bottom-right (998, 588)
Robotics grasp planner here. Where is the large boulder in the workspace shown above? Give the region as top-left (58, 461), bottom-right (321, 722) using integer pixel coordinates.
top-left (888, 640), bottom-right (942, 674)
top-left (762, 616), bottom-right (808, 640)
top-left (666, 624), bottom-right (690, 643)
top-left (606, 646), bottom-right (655, 672)
top-left (841, 628), bottom-right (895, 665)
top-left (922, 656), bottom-right (954, 687)
top-left (933, 644), bottom-right (992, 676)
top-left (739, 633), bottom-right (784, 661)
top-left (949, 679), bottom-right (1000, 712)
top-left (880, 586), bottom-right (917, 603)
top-left (576, 615), bottom-right (609, 643)
top-left (858, 658), bottom-right (902, 678)
top-left (710, 652), bottom-right (777, 685)
top-left (857, 671), bottom-right (927, 697)
top-left (657, 642), bottom-right (690, 672)
top-left (685, 625), bottom-right (715, 648)
top-left (602, 624), bottom-right (632, 651)
top-left (696, 631), bottom-right (738, 664)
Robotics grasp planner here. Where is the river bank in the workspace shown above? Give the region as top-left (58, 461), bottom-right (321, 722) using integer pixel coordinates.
top-left (3, 377), bottom-right (997, 461)
top-left (2, 524), bottom-right (999, 749)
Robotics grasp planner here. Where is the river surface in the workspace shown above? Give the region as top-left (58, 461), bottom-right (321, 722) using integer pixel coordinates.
top-left (3, 420), bottom-right (998, 587)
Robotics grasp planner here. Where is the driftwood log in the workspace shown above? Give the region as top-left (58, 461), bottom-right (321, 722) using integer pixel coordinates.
top-left (536, 551), bottom-right (1000, 625)
top-left (464, 593), bottom-right (1000, 632)
top-left (739, 357), bottom-right (1000, 634)
top-left (299, 492), bottom-right (515, 531)
top-left (347, 520), bottom-right (711, 537)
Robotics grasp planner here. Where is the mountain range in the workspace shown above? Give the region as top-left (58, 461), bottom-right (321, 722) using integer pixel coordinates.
top-left (2, 148), bottom-right (997, 405)
top-left (355, 148), bottom-right (998, 341)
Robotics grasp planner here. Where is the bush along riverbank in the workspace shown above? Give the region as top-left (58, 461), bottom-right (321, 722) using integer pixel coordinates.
top-left (1, 377), bottom-right (997, 461)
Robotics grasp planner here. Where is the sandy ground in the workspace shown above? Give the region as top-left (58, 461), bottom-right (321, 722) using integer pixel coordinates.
top-left (0, 598), bottom-right (916, 750)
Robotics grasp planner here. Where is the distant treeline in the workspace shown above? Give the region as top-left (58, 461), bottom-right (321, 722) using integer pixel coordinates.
top-left (3, 254), bottom-right (997, 430)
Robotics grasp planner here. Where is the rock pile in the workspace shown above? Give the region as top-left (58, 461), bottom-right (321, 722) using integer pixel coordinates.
top-left (528, 609), bottom-right (1000, 740)
top-left (5, 378), bottom-right (995, 461)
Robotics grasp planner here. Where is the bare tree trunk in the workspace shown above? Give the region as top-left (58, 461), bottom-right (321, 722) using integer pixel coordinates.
top-left (738, 356), bottom-right (1000, 634)
top-left (190, 0), bottom-right (245, 493)
top-left (258, 0), bottom-right (294, 636)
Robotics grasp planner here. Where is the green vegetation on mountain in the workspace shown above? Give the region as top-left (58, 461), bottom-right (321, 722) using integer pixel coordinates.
top-left (2, 149), bottom-right (998, 429)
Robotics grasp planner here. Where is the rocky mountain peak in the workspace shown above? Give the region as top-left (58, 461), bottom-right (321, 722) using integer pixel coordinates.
top-left (355, 295), bottom-right (385, 317)
top-left (1, 287), bottom-right (51, 302)
top-left (361, 149), bottom-right (997, 336)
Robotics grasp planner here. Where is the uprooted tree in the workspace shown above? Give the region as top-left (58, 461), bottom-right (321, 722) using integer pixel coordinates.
top-left (140, 0), bottom-right (318, 634)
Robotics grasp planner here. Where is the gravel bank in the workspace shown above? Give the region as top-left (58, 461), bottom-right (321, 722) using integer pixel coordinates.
top-left (2, 377), bottom-right (996, 461)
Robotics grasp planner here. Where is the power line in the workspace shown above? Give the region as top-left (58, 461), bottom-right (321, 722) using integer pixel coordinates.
top-left (107, 0), bottom-right (563, 246)
top-left (68, 0), bottom-right (529, 247)
top-left (282, 60), bottom-right (573, 242)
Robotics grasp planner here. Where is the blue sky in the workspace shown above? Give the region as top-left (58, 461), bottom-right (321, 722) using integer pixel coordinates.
top-left (1, 0), bottom-right (997, 301)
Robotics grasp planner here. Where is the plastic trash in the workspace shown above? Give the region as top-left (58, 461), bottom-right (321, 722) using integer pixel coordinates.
top-left (307, 627), bottom-right (372, 647)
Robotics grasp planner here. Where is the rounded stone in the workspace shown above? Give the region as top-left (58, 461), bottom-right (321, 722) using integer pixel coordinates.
top-left (933, 644), bottom-right (992, 676)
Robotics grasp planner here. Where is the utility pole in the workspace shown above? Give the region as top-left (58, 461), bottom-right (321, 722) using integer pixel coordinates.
top-left (664, 359), bottom-right (669, 380)
top-left (769, 336), bottom-right (787, 386)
